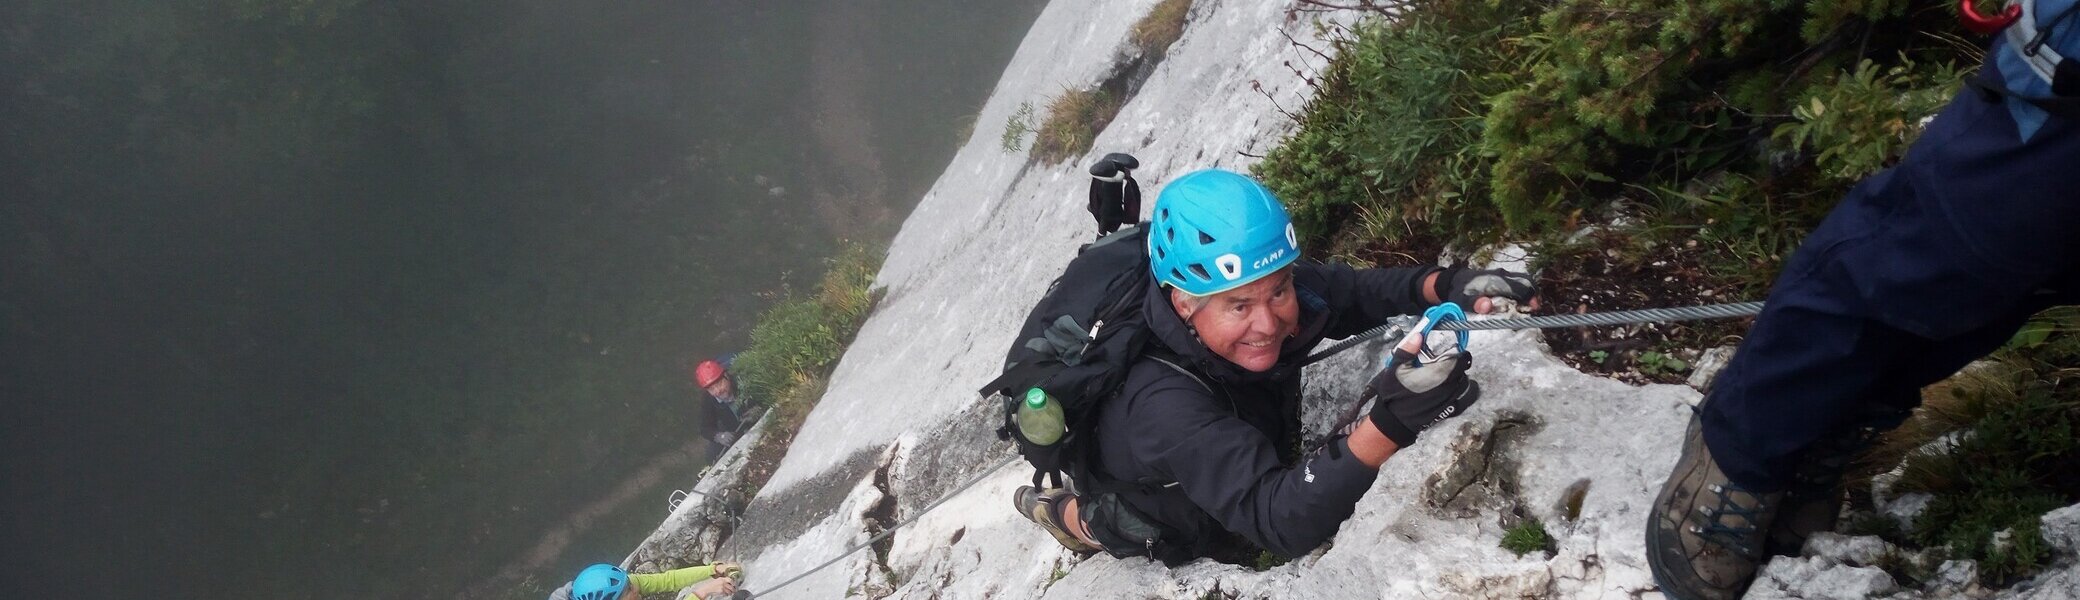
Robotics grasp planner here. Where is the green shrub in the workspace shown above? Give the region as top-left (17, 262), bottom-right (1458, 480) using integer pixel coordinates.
top-left (731, 242), bottom-right (884, 416)
top-left (1253, 1), bottom-right (1540, 249)
top-left (1773, 56), bottom-right (1963, 181)
top-left (1868, 309), bottom-right (2080, 586)
top-left (1894, 375), bottom-right (2079, 584)
top-left (1260, 0), bottom-right (1966, 289)
top-left (1032, 88), bottom-right (1121, 164)
top-left (1479, 0), bottom-right (1948, 232)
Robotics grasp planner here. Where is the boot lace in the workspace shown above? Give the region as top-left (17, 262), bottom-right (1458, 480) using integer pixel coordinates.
top-left (1690, 482), bottom-right (1770, 559)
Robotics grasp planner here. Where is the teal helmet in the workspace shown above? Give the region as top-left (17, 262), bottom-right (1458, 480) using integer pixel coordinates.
top-left (571, 563), bottom-right (629, 600)
top-left (1147, 169), bottom-right (1300, 296)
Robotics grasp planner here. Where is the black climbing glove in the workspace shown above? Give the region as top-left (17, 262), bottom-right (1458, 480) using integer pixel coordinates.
top-left (1433, 267), bottom-right (1539, 311)
top-left (1366, 348), bottom-right (1479, 448)
top-left (1088, 152), bottom-right (1140, 179)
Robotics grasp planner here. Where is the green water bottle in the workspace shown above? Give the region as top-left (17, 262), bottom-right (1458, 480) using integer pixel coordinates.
top-left (1016, 388), bottom-right (1066, 446)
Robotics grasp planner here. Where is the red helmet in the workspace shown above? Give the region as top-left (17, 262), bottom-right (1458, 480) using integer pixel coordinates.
top-left (694, 360), bottom-right (727, 387)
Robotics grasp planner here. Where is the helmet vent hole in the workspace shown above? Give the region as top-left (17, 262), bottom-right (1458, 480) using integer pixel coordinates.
top-left (1171, 268), bottom-right (1188, 282)
top-left (1198, 232), bottom-right (1215, 244)
top-left (1188, 264), bottom-right (1210, 280)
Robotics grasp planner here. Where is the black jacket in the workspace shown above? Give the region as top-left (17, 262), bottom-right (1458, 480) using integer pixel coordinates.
top-left (1091, 261), bottom-right (1435, 558)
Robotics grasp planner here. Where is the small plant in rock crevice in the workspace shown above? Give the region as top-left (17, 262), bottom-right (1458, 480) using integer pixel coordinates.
top-left (1500, 517), bottom-right (1554, 557)
top-left (1001, 101), bottom-right (1035, 152)
top-left (1635, 350), bottom-right (1691, 377)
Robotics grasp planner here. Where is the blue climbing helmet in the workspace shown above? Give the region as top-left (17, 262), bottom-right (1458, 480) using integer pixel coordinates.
top-left (571, 563), bottom-right (630, 600)
top-left (1147, 169), bottom-right (1301, 296)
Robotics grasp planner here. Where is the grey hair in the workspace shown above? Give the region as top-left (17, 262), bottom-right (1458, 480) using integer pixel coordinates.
top-left (1170, 287), bottom-right (1213, 315)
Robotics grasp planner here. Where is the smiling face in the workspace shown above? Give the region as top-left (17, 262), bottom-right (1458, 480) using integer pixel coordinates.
top-left (1170, 266), bottom-right (1299, 372)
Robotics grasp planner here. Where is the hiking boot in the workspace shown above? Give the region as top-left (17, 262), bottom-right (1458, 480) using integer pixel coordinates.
top-left (1014, 485), bottom-right (1098, 554)
top-left (1646, 416), bottom-right (1782, 600)
top-left (1764, 422), bottom-right (1887, 555)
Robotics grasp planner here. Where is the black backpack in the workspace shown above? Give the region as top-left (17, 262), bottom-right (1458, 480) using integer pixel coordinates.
top-left (979, 225), bottom-right (1168, 491)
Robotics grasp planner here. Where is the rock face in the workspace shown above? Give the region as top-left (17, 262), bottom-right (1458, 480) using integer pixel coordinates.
top-left (614, 1), bottom-right (2080, 599)
top-left (627, 412), bottom-right (773, 572)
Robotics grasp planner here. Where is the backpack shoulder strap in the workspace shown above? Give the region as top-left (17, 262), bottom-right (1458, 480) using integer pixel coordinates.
top-left (1143, 353), bottom-right (1212, 395)
top-left (1141, 350), bottom-right (1229, 418)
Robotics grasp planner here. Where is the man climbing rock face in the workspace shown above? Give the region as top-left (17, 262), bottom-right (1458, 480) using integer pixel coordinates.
top-left (694, 357), bottom-right (752, 447)
top-left (1013, 169), bottom-right (1540, 563)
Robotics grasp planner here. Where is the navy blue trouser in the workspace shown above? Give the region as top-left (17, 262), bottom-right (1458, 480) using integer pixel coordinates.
top-left (1701, 57), bottom-right (2080, 492)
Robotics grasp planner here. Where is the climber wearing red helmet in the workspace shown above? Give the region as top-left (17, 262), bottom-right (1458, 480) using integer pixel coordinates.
top-left (691, 355), bottom-right (753, 447)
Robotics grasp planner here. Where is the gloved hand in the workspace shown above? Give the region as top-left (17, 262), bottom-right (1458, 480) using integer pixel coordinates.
top-left (710, 562), bottom-right (744, 581)
top-left (1366, 347), bottom-right (1479, 448)
top-left (689, 576), bottom-right (736, 600)
top-left (1433, 267), bottom-right (1539, 314)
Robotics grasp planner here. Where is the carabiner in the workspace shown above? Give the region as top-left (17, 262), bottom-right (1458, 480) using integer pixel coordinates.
top-left (1384, 302), bottom-right (1469, 369)
top-left (1960, 0), bottom-right (2021, 35)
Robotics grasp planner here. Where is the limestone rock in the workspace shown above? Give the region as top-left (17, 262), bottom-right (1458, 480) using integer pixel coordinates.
top-left (1749, 555), bottom-right (1902, 600)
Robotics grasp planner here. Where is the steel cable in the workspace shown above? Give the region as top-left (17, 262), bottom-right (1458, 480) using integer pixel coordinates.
top-left (1303, 301), bottom-right (1763, 366)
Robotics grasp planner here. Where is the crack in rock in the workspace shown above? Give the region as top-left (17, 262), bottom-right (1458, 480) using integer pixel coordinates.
top-left (863, 442), bottom-right (903, 594)
top-left (1423, 411), bottom-right (1543, 523)
top-left (720, 447), bottom-right (887, 557)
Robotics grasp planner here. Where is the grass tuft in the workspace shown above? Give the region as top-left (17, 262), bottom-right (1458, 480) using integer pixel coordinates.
top-left (1031, 88), bottom-right (1121, 164)
top-left (1129, 0), bottom-right (1193, 59)
top-left (1500, 518), bottom-right (1554, 557)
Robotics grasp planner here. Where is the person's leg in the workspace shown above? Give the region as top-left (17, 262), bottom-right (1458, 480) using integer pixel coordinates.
top-left (1698, 167), bottom-right (1918, 493)
top-left (1653, 53), bottom-right (2080, 599)
top-left (1706, 63), bottom-right (2080, 494)
top-left (1765, 304), bottom-right (2044, 554)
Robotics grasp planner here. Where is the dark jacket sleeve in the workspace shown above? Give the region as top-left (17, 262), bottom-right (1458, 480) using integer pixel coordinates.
top-left (1127, 382), bottom-right (1380, 557)
top-left (1123, 177), bottom-right (1142, 222)
top-left (1297, 262), bottom-right (1438, 340)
